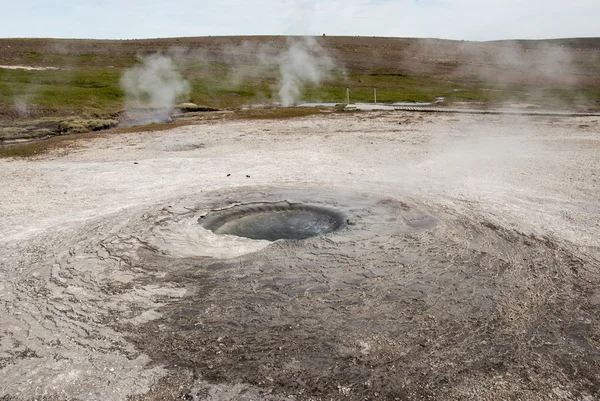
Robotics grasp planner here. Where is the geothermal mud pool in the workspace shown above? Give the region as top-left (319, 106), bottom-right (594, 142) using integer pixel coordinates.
top-left (0, 111), bottom-right (599, 400)
top-left (199, 202), bottom-right (347, 241)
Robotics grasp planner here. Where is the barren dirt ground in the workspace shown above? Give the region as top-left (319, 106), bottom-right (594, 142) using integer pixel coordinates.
top-left (1, 111), bottom-right (599, 400)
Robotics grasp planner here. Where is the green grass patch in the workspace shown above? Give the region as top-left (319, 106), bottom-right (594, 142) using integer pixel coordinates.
top-left (1, 47), bottom-right (599, 130)
top-left (58, 118), bottom-right (118, 134)
top-left (0, 68), bottom-right (124, 118)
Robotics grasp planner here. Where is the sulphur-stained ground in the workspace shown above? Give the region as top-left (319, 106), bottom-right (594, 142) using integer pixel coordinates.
top-left (0, 111), bottom-right (599, 400)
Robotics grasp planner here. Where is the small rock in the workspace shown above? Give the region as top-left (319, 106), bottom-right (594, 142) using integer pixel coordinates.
top-left (246, 175), bottom-right (250, 178)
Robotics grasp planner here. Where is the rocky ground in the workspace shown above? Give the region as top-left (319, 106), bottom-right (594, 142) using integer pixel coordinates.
top-left (1, 111), bottom-right (599, 400)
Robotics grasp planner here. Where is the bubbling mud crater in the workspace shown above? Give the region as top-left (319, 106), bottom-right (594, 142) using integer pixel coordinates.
top-left (199, 202), bottom-right (346, 241)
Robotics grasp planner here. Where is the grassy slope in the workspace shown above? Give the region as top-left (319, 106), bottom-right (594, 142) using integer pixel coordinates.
top-left (0, 36), bottom-right (599, 131)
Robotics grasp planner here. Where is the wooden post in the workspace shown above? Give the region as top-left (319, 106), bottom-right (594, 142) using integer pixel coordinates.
top-left (346, 88), bottom-right (350, 104)
top-left (374, 88), bottom-right (377, 104)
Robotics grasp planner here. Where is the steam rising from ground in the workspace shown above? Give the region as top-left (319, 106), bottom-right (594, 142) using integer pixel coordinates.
top-left (273, 37), bottom-right (334, 106)
top-left (457, 41), bottom-right (580, 87)
top-left (224, 37), bottom-right (336, 106)
top-left (120, 54), bottom-right (189, 125)
top-left (118, 39), bottom-right (334, 124)
top-left (13, 94), bottom-right (31, 117)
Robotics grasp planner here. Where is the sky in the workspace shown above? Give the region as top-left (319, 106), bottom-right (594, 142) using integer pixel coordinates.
top-left (2, 0), bottom-right (599, 41)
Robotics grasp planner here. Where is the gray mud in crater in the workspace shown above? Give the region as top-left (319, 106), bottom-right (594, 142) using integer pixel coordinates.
top-left (199, 202), bottom-right (347, 241)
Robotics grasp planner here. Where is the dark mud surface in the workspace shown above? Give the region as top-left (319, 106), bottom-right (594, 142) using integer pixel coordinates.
top-left (125, 188), bottom-right (598, 400)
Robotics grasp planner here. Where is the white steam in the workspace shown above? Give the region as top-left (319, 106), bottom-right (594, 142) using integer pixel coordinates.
top-left (14, 94), bottom-right (31, 117)
top-left (120, 54), bottom-right (189, 125)
top-left (275, 37), bottom-right (334, 106)
top-left (224, 37), bottom-right (336, 106)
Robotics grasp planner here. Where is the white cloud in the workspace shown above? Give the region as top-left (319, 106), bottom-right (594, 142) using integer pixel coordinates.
top-left (1, 0), bottom-right (598, 40)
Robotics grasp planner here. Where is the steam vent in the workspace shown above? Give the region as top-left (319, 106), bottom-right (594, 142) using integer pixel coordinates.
top-left (199, 202), bottom-right (346, 241)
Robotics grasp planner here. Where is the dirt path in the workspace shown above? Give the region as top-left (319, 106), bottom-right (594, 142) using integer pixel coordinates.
top-left (0, 112), bottom-right (599, 400)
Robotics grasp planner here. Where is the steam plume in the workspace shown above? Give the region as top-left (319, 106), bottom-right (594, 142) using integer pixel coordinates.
top-left (120, 54), bottom-right (189, 125)
top-left (224, 37), bottom-right (336, 106)
top-left (275, 37), bottom-right (334, 106)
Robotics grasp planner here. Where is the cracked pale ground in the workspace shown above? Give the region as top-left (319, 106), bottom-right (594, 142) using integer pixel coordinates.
top-left (1, 111), bottom-right (599, 400)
